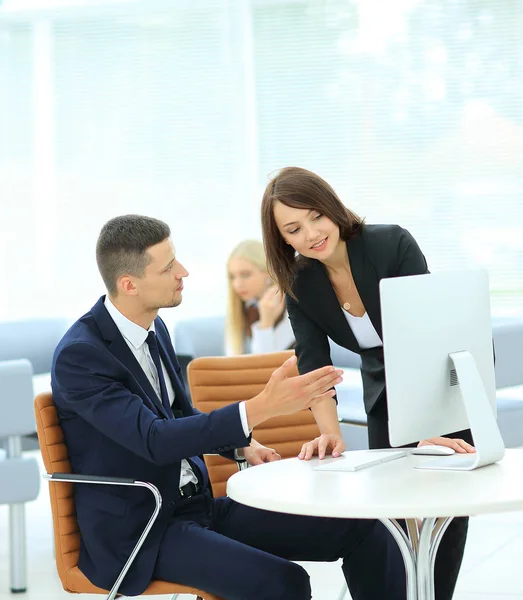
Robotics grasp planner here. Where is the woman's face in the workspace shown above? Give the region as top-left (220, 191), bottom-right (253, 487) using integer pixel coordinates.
top-left (228, 257), bottom-right (269, 303)
top-left (272, 201), bottom-right (341, 261)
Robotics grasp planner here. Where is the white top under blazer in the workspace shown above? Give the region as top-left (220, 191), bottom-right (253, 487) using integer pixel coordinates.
top-left (342, 309), bottom-right (383, 350)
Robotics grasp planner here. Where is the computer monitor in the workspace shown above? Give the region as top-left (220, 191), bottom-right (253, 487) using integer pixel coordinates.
top-left (380, 269), bottom-right (505, 471)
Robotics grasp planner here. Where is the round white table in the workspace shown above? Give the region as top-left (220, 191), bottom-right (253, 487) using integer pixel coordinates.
top-left (227, 448), bottom-right (523, 600)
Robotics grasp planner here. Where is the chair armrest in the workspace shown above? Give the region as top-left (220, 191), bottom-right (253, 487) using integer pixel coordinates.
top-left (45, 473), bottom-right (136, 485)
top-left (203, 453), bottom-right (249, 471)
top-left (44, 472), bottom-right (161, 600)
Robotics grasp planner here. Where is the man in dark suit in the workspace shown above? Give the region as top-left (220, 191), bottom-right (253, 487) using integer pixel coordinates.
top-left (52, 214), bottom-right (406, 600)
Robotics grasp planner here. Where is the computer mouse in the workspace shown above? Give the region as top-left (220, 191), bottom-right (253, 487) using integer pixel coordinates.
top-left (411, 445), bottom-right (456, 456)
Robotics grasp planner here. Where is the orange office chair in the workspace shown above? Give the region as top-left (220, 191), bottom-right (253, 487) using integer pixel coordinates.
top-left (188, 350), bottom-right (320, 497)
top-left (34, 392), bottom-right (223, 600)
top-left (188, 352), bottom-right (350, 600)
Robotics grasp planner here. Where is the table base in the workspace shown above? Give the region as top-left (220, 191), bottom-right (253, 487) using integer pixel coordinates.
top-left (380, 516), bottom-right (453, 600)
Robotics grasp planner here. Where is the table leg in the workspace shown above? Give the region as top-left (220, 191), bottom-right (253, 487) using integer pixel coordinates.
top-left (416, 517), bottom-right (454, 600)
top-left (379, 518), bottom-right (418, 600)
top-left (428, 517), bottom-right (453, 599)
top-left (417, 518), bottom-right (436, 599)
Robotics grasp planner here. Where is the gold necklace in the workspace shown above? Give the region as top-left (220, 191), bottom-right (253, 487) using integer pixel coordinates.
top-left (334, 274), bottom-right (354, 311)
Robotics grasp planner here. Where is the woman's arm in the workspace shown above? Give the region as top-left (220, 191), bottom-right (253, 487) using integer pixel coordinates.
top-left (286, 293), bottom-right (332, 374)
top-left (251, 311), bottom-right (295, 354)
top-left (287, 294), bottom-right (346, 457)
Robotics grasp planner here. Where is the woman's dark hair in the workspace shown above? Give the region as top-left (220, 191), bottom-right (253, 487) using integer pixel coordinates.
top-left (261, 167), bottom-right (363, 297)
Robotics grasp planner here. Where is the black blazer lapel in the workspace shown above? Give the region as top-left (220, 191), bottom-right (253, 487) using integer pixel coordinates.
top-left (300, 260), bottom-right (357, 347)
top-left (91, 297), bottom-right (170, 419)
top-left (346, 237), bottom-right (383, 339)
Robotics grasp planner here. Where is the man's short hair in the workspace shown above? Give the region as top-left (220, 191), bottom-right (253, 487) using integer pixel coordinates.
top-left (96, 214), bottom-right (171, 295)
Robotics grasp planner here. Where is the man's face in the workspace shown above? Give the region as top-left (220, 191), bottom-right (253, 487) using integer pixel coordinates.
top-left (134, 238), bottom-right (188, 310)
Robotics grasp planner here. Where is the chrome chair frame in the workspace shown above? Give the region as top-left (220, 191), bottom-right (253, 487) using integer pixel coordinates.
top-left (45, 473), bottom-right (165, 600)
top-left (45, 456), bottom-right (248, 599)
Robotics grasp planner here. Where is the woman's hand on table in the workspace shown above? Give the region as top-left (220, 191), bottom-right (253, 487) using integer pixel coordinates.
top-left (417, 437), bottom-right (476, 453)
top-left (298, 433), bottom-right (346, 460)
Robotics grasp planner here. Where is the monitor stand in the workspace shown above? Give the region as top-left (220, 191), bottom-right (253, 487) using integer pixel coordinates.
top-left (415, 350), bottom-right (505, 471)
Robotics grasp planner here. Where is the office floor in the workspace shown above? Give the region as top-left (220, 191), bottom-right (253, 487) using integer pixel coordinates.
top-left (1, 451), bottom-right (523, 599)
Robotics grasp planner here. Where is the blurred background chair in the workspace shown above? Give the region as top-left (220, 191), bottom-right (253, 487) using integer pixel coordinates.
top-left (0, 317), bottom-right (69, 450)
top-left (0, 359), bottom-right (40, 593)
top-left (34, 391), bottom-right (223, 600)
top-left (173, 316), bottom-right (226, 397)
top-left (173, 315), bottom-right (226, 360)
top-left (0, 318), bottom-right (70, 375)
top-left (492, 321), bottom-right (523, 447)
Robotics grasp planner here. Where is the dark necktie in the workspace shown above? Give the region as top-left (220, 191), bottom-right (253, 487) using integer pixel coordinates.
top-left (146, 331), bottom-right (174, 418)
top-left (146, 331), bottom-right (203, 490)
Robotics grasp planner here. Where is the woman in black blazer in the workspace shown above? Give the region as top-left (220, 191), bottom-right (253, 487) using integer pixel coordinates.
top-left (261, 166), bottom-right (474, 600)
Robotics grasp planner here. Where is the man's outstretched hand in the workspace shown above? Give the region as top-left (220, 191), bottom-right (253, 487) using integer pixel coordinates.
top-left (245, 356), bottom-right (343, 430)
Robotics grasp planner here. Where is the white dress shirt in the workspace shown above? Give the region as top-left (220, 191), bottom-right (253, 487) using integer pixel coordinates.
top-left (250, 310), bottom-right (295, 355)
top-left (104, 297), bottom-right (199, 487)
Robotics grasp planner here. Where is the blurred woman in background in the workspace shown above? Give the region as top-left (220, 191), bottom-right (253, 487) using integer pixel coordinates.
top-left (225, 239), bottom-right (295, 355)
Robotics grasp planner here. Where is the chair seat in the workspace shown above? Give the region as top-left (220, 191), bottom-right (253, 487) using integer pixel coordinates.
top-left (65, 566), bottom-right (224, 599)
top-left (0, 456), bottom-right (40, 504)
top-left (337, 383), bottom-right (367, 425)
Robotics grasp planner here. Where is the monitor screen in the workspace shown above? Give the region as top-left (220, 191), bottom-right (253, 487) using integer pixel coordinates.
top-left (380, 270), bottom-right (496, 448)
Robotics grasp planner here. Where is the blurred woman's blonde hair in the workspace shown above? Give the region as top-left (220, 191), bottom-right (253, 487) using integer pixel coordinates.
top-left (226, 239), bottom-right (268, 355)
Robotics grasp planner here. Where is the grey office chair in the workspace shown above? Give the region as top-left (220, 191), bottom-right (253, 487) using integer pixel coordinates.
top-left (492, 322), bottom-right (523, 447)
top-left (0, 317), bottom-right (70, 374)
top-left (173, 315), bottom-right (226, 359)
top-left (0, 317), bottom-right (69, 450)
top-left (0, 359), bottom-right (40, 593)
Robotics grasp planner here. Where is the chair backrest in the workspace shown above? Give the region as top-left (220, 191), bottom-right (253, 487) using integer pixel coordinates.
top-left (34, 392), bottom-right (79, 590)
top-left (0, 318), bottom-right (69, 375)
top-left (0, 359), bottom-right (35, 437)
top-left (492, 322), bottom-right (523, 389)
top-left (188, 351), bottom-right (320, 497)
top-left (173, 315), bottom-right (226, 359)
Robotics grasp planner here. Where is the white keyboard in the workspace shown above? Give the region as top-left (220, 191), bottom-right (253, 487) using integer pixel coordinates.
top-left (313, 450), bottom-right (407, 472)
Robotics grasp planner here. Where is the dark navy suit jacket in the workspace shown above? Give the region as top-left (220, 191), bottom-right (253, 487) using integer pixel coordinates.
top-left (51, 297), bottom-right (250, 595)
